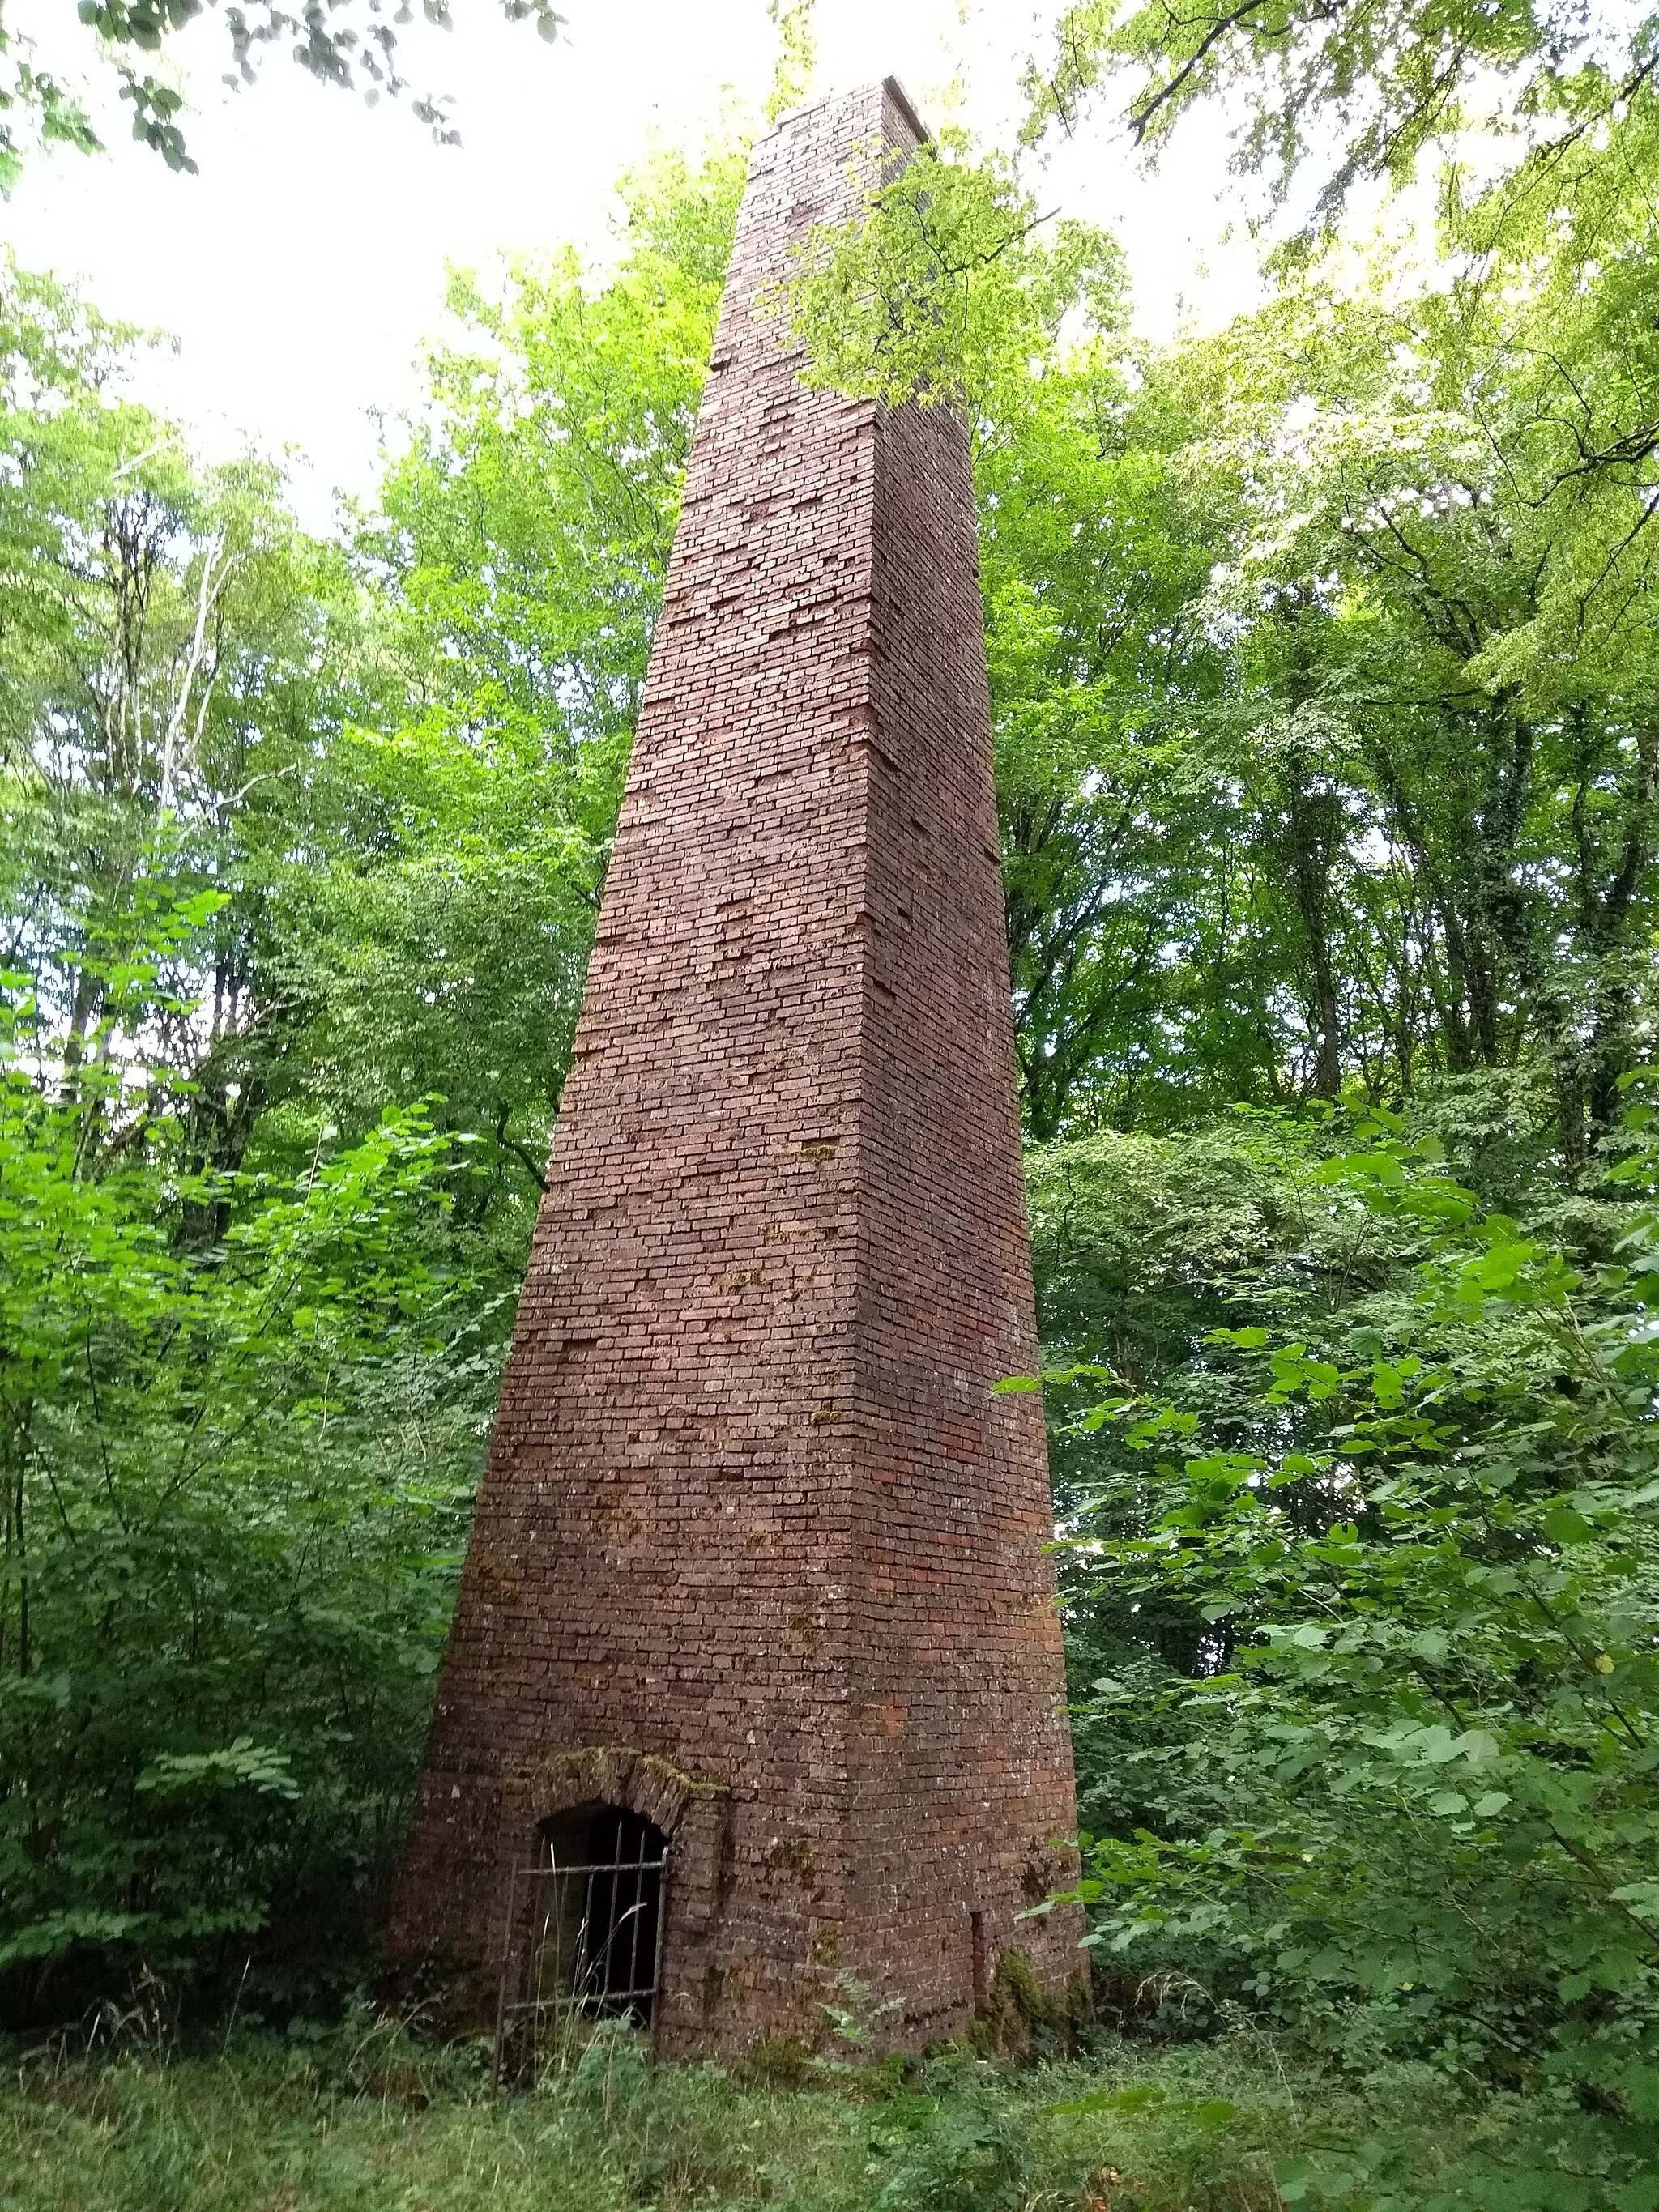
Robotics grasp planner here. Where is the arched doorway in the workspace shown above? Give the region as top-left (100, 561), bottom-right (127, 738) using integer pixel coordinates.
top-left (494, 1801), bottom-right (670, 2080)
top-left (536, 1804), bottom-right (668, 2023)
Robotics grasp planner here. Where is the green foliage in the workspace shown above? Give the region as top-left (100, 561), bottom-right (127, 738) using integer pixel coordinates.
top-left (0, 1013), bottom-right (485, 1992)
top-left (787, 138), bottom-right (1124, 423)
top-left (1028, 1114), bottom-right (1400, 1392)
top-left (318, 143), bottom-right (742, 1191)
top-left (0, 22), bottom-right (98, 189)
top-left (1047, 1100), bottom-right (1659, 2205)
top-left (32, 0), bottom-right (564, 177)
top-left (765, 0), bottom-right (816, 127)
top-left (1021, 0), bottom-right (1659, 227)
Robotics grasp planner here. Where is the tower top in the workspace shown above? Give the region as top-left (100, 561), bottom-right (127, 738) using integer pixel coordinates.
top-left (764, 75), bottom-right (928, 150)
top-left (881, 75), bottom-right (929, 146)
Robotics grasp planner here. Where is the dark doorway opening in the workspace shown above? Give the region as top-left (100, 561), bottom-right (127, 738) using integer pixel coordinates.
top-left (535, 1804), bottom-right (668, 2023)
top-left (494, 1803), bottom-right (669, 2084)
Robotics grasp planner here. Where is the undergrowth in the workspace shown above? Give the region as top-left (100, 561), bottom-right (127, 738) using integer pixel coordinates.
top-left (0, 2014), bottom-right (1558, 2212)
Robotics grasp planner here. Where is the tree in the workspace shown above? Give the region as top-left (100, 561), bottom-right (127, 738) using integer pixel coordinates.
top-left (1175, 237), bottom-right (1659, 1137)
top-left (309, 142), bottom-right (744, 1212)
top-left (1042, 1105), bottom-right (1659, 2203)
top-left (0, 265), bottom-right (345, 1196)
top-left (1021, 0), bottom-right (1659, 228)
top-left (0, 1057), bottom-right (482, 2010)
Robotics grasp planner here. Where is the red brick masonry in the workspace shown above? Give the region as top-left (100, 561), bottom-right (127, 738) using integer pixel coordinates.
top-left (386, 79), bottom-right (1083, 2055)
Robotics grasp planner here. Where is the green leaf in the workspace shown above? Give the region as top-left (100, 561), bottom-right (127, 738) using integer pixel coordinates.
top-left (1544, 1506), bottom-right (1596, 1545)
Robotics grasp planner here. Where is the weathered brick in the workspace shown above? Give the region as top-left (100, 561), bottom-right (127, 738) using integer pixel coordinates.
top-left (385, 79), bottom-right (1082, 2056)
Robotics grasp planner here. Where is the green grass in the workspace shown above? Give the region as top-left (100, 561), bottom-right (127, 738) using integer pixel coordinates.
top-left (0, 2018), bottom-right (1528, 2212)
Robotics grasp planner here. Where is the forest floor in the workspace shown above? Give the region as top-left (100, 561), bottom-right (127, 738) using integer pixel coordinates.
top-left (0, 2018), bottom-right (1510, 2211)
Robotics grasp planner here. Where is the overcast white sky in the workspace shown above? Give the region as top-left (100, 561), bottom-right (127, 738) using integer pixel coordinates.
top-left (0, 0), bottom-right (1265, 527)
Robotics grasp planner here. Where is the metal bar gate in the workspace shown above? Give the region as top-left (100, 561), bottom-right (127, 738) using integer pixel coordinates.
top-left (493, 1837), bottom-right (669, 2087)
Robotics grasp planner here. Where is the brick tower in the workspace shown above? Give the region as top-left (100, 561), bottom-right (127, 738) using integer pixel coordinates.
top-left (386, 79), bottom-right (1081, 2056)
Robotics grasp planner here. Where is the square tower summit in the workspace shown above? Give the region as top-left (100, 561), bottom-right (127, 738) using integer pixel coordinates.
top-left (386, 79), bottom-right (1082, 2056)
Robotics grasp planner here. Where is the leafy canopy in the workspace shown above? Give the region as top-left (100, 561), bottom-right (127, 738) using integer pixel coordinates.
top-left (1021, 0), bottom-right (1659, 228)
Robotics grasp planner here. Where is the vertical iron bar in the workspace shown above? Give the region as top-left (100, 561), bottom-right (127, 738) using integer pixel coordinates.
top-left (650, 1843), bottom-right (670, 2036)
top-left (631, 1848), bottom-right (645, 2010)
top-left (592, 1875), bottom-right (606, 2017)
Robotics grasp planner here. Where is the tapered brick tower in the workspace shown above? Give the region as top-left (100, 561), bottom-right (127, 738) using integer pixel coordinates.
top-left (386, 79), bottom-right (1081, 2056)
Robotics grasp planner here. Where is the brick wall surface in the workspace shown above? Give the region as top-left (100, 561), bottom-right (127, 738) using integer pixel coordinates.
top-left (385, 79), bottom-right (1083, 2056)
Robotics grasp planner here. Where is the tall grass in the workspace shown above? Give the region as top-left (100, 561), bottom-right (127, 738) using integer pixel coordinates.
top-left (0, 2014), bottom-right (1515, 2212)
